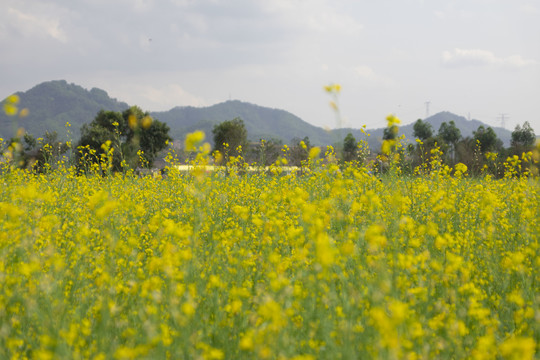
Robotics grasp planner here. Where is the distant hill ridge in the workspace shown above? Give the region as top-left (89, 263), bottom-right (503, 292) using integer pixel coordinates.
top-left (0, 80), bottom-right (129, 140)
top-left (151, 100), bottom-right (335, 146)
top-left (354, 111), bottom-right (512, 148)
top-left (1, 80), bottom-right (513, 148)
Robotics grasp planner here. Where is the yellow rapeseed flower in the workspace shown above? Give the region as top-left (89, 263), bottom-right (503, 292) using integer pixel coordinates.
top-left (141, 115), bottom-right (153, 129)
top-left (185, 130), bottom-right (205, 151)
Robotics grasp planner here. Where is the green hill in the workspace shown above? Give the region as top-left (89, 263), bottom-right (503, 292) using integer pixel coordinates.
top-left (1, 81), bottom-right (516, 150)
top-left (151, 100), bottom-right (336, 145)
top-left (0, 80), bottom-right (129, 140)
top-left (349, 112), bottom-right (513, 150)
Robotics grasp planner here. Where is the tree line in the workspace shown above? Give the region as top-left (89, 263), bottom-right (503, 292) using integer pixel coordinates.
top-left (404, 119), bottom-right (537, 176)
top-left (1, 102), bottom-right (537, 177)
top-left (210, 116), bottom-right (538, 177)
top-left (1, 105), bottom-right (171, 174)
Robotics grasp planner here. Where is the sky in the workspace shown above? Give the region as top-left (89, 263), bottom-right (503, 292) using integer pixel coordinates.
top-left (1, 0), bottom-right (539, 132)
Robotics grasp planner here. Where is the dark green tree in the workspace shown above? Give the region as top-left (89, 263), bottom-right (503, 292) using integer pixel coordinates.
top-left (381, 119), bottom-right (400, 158)
top-left (3, 131), bottom-right (70, 171)
top-left (511, 122), bottom-right (536, 149)
top-left (32, 131), bottom-right (71, 173)
top-left (289, 136), bottom-right (311, 166)
top-left (473, 125), bottom-right (501, 153)
top-left (438, 121), bottom-right (462, 162)
top-left (2, 133), bottom-right (38, 169)
top-left (342, 132), bottom-right (357, 162)
top-left (212, 117), bottom-right (248, 158)
top-left (77, 106), bottom-right (171, 171)
top-left (412, 119), bottom-right (433, 141)
top-left (23, 133), bottom-right (37, 152)
top-left (254, 138), bottom-right (282, 166)
top-left (383, 125), bottom-right (398, 141)
top-left (137, 116), bottom-right (171, 165)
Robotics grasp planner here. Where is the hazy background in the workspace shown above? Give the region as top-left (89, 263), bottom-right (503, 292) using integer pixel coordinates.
top-left (1, 0), bottom-right (539, 131)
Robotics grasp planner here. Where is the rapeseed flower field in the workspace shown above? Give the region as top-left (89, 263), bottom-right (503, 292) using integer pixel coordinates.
top-left (0, 129), bottom-right (539, 359)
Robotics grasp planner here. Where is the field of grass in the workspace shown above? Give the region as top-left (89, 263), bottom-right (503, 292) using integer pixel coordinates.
top-left (0, 146), bottom-right (538, 360)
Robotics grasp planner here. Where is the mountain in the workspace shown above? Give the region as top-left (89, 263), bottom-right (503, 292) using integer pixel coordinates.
top-left (151, 101), bottom-right (336, 146)
top-left (344, 112), bottom-right (512, 148)
top-left (0, 80), bottom-right (129, 140)
top-left (1, 80), bottom-right (515, 150)
top-left (1, 80), bottom-right (335, 145)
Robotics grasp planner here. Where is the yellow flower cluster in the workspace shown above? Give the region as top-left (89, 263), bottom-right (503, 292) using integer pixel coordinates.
top-left (2, 94), bottom-right (29, 117)
top-left (0, 140), bottom-right (538, 359)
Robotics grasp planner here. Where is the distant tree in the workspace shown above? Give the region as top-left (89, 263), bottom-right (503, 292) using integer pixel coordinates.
top-left (23, 133), bottom-right (37, 152)
top-left (32, 131), bottom-right (70, 172)
top-left (438, 121), bottom-right (462, 162)
top-left (342, 132), bottom-right (357, 162)
top-left (77, 106), bottom-right (171, 171)
top-left (510, 122), bottom-right (537, 174)
top-left (455, 137), bottom-right (481, 175)
top-left (473, 125), bottom-right (501, 153)
top-left (438, 121), bottom-right (461, 145)
top-left (254, 138), bottom-right (282, 166)
top-left (2, 131), bottom-right (70, 171)
top-left (381, 118), bottom-right (399, 157)
top-left (1, 133), bottom-right (37, 169)
top-left (383, 125), bottom-right (398, 141)
top-left (511, 121), bottom-right (536, 149)
top-left (137, 116), bottom-right (171, 165)
top-left (412, 119), bottom-right (433, 141)
top-left (289, 136), bottom-right (311, 166)
top-left (212, 117), bottom-right (248, 158)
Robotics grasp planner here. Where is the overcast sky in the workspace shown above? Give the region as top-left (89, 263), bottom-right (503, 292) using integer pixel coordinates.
top-left (1, 0), bottom-right (539, 132)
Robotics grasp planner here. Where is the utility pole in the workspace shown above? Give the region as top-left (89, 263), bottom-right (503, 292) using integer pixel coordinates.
top-left (425, 101), bottom-right (431, 119)
top-left (497, 113), bottom-right (509, 129)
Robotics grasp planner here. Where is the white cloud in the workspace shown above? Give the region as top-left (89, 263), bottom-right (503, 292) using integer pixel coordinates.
top-left (353, 65), bottom-right (395, 87)
top-left (6, 6), bottom-right (68, 42)
top-left (1, 0), bottom-right (539, 132)
top-left (519, 4), bottom-right (539, 15)
top-left (123, 84), bottom-right (207, 111)
top-left (149, 84), bottom-right (207, 108)
top-left (131, 0), bottom-right (155, 13)
top-left (442, 48), bottom-right (537, 68)
top-left (434, 10), bottom-right (446, 19)
top-left (262, 0), bottom-right (363, 35)
top-left (169, 0), bottom-right (363, 43)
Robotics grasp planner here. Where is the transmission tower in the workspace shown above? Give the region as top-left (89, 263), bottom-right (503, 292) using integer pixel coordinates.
top-left (425, 101), bottom-right (431, 119)
top-left (497, 113), bottom-right (509, 129)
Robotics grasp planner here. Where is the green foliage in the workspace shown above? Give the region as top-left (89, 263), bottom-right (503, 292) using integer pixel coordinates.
top-left (77, 106), bottom-right (171, 171)
top-left (288, 137), bottom-right (311, 166)
top-left (438, 121), bottom-right (462, 146)
top-left (382, 125), bottom-right (398, 141)
top-left (342, 132), bottom-right (357, 162)
top-left (32, 131), bottom-right (71, 173)
top-left (252, 138), bottom-right (283, 166)
top-left (412, 119), bottom-right (433, 141)
top-left (0, 131), bottom-right (70, 172)
top-left (511, 121), bottom-right (536, 149)
top-left (438, 121), bottom-right (462, 162)
top-left (473, 125), bottom-right (502, 153)
top-left (212, 117), bottom-right (248, 157)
